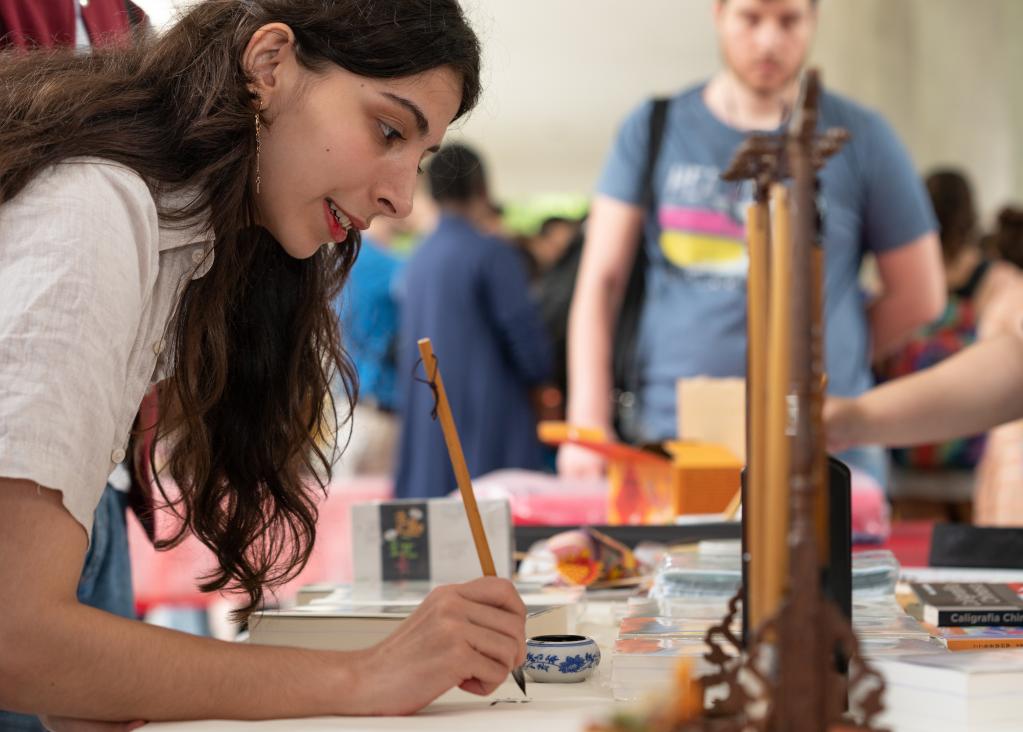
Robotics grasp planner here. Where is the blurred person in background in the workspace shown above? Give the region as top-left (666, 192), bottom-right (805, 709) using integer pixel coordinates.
top-left (876, 169), bottom-right (1023, 520)
top-left (395, 143), bottom-right (552, 498)
top-left (333, 231), bottom-right (405, 476)
top-left (560, 0), bottom-right (944, 491)
top-left (531, 216), bottom-right (586, 421)
top-left (518, 215), bottom-right (581, 281)
top-left (829, 181), bottom-right (1023, 525)
top-left (984, 205), bottom-right (1023, 269)
top-left (333, 192), bottom-right (439, 477)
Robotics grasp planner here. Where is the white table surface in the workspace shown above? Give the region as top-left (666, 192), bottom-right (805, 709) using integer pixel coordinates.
top-left (147, 604), bottom-right (623, 732)
top-left (146, 681), bottom-right (617, 732)
top-left (144, 595), bottom-right (953, 732)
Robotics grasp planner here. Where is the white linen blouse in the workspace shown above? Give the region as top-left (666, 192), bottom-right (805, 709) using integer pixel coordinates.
top-left (0, 157), bottom-right (214, 537)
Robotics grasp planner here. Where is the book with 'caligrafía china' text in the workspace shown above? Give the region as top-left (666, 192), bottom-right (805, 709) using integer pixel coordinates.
top-left (910, 582), bottom-right (1023, 627)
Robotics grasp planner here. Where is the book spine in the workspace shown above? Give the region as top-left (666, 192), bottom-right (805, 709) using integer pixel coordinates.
top-left (944, 637), bottom-right (1023, 651)
top-left (931, 609), bottom-right (1023, 627)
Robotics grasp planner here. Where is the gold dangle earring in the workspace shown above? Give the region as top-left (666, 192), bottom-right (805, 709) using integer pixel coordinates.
top-left (254, 102), bottom-right (262, 194)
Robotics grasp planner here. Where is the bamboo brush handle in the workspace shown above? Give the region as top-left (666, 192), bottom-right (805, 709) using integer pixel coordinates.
top-left (417, 338), bottom-right (497, 576)
top-left (762, 184), bottom-right (793, 622)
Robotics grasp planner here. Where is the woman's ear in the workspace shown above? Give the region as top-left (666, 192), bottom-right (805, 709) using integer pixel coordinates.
top-left (243, 22), bottom-right (297, 110)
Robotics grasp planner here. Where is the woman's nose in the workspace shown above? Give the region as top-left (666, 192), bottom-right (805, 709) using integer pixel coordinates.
top-left (373, 168), bottom-right (416, 220)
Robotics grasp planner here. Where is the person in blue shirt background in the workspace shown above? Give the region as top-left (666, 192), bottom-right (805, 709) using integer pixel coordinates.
top-left (396, 144), bottom-right (553, 498)
top-left (335, 235), bottom-right (405, 476)
top-left (559, 0), bottom-right (945, 490)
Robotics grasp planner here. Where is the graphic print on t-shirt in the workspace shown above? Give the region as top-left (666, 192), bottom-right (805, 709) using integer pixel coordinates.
top-left (657, 163), bottom-right (750, 283)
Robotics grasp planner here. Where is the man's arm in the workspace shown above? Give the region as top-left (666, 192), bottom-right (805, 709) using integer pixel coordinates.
top-left (0, 480), bottom-right (525, 721)
top-left (558, 195), bottom-right (643, 475)
top-left (868, 231), bottom-right (946, 360)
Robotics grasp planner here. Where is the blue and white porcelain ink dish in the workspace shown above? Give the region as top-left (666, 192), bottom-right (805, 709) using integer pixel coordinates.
top-left (524, 634), bottom-right (601, 683)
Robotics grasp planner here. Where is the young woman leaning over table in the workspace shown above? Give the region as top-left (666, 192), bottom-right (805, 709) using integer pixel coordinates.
top-left (0, 1), bottom-right (525, 729)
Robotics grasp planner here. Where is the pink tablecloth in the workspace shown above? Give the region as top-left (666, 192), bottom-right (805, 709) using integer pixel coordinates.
top-left (128, 476), bottom-right (392, 612)
top-left (129, 468), bottom-right (889, 613)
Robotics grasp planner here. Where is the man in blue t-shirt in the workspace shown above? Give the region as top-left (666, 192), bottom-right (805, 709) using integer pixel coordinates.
top-left (559, 0), bottom-right (944, 485)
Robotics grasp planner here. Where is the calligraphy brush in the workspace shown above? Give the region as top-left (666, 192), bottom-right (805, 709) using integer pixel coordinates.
top-left (416, 337), bottom-right (527, 696)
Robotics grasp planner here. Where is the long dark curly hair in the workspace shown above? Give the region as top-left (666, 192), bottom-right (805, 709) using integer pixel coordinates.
top-left (0, 0), bottom-right (481, 617)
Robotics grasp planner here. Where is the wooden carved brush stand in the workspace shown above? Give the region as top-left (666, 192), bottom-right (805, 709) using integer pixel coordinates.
top-left (675, 70), bottom-right (886, 732)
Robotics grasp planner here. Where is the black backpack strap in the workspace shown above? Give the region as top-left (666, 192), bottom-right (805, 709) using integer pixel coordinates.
top-left (640, 98), bottom-right (669, 207)
top-left (612, 97), bottom-right (669, 442)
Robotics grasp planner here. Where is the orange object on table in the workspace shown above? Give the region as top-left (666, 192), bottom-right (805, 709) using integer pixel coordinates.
top-left (539, 421), bottom-right (673, 524)
top-left (664, 441), bottom-right (742, 515)
top-left (539, 422), bottom-right (740, 524)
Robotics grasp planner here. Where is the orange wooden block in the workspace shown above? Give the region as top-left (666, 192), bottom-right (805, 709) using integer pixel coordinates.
top-left (665, 441), bottom-right (743, 515)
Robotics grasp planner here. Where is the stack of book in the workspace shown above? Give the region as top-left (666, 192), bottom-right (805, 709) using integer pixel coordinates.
top-left (246, 582), bottom-right (579, 651)
top-left (874, 650), bottom-right (1023, 731)
top-left (904, 581), bottom-right (1023, 650)
top-left (922, 625), bottom-right (1023, 651)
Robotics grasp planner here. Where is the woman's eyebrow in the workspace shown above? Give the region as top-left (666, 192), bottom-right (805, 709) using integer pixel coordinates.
top-left (380, 92), bottom-right (429, 136)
